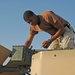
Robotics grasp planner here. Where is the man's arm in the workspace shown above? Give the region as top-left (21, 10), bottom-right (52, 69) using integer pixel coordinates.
top-left (24, 33), bottom-right (35, 48)
top-left (42, 20), bottom-right (65, 48)
top-left (50, 20), bottom-right (65, 42)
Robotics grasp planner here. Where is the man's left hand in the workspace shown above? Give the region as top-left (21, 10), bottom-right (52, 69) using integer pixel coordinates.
top-left (42, 40), bottom-right (51, 48)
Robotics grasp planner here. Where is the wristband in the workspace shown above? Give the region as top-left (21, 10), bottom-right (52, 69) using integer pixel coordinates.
top-left (48, 39), bottom-right (52, 43)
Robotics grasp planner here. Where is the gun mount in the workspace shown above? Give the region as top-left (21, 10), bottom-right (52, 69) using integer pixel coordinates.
top-left (0, 45), bottom-right (37, 75)
top-left (11, 45), bottom-right (37, 74)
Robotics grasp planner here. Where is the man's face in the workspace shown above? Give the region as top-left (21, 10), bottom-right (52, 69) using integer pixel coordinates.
top-left (26, 15), bottom-right (37, 26)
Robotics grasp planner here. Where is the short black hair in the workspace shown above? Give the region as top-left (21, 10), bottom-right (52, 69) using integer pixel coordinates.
top-left (23, 10), bottom-right (34, 21)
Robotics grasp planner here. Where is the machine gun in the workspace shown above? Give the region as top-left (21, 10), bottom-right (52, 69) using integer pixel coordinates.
top-left (0, 45), bottom-right (37, 75)
top-left (11, 45), bottom-right (37, 75)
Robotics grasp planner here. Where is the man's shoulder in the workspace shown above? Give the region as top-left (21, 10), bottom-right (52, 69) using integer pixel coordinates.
top-left (30, 25), bottom-right (39, 35)
top-left (40, 10), bottom-right (53, 15)
top-left (38, 10), bottom-right (54, 22)
top-left (30, 25), bottom-right (38, 31)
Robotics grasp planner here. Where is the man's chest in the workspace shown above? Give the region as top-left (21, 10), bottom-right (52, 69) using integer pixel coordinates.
top-left (39, 23), bottom-right (55, 31)
top-left (32, 23), bottom-right (57, 35)
top-left (38, 23), bottom-right (57, 35)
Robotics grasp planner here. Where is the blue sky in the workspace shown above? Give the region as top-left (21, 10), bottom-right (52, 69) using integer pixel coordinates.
top-left (0, 0), bottom-right (75, 50)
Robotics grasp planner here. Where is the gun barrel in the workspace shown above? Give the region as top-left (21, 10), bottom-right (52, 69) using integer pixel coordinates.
top-left (0, 67), bottom-right (19, 72)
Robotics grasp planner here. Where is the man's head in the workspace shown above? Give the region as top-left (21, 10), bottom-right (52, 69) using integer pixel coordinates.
top-left (23, 10), bottom-right (38, 25)
top-left (23, 10), bottom-right (34, 21)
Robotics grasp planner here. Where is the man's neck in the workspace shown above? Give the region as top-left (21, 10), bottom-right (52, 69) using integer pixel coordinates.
top-left (37, 16), bottom-right (41, 25)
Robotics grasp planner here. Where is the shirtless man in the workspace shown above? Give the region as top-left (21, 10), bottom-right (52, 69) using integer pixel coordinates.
top-left (23, 10), bottom-right (75, 49)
